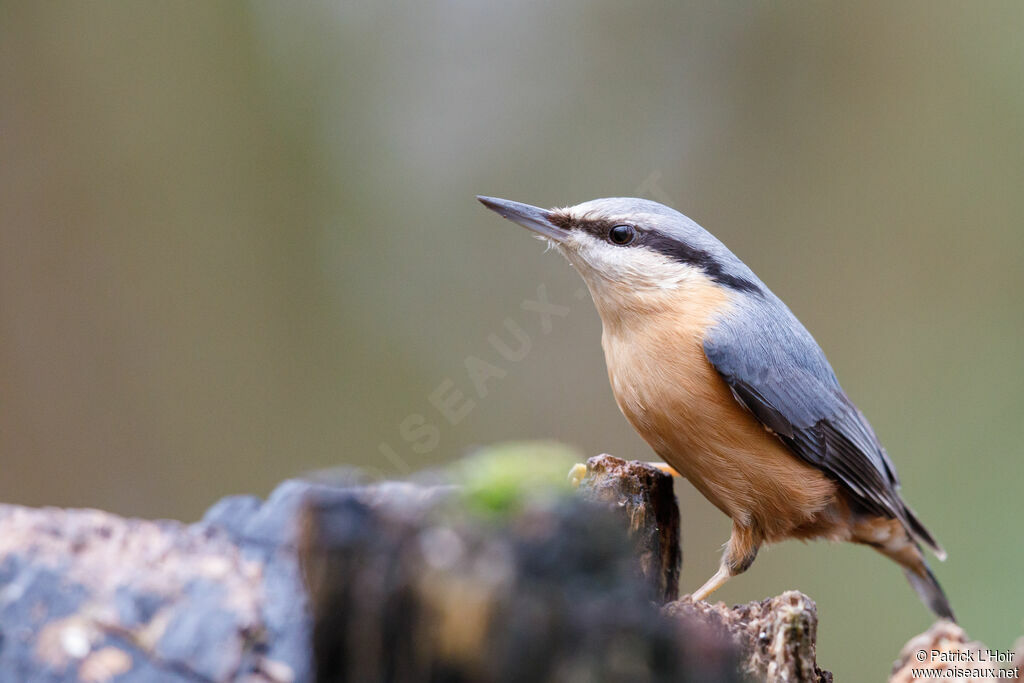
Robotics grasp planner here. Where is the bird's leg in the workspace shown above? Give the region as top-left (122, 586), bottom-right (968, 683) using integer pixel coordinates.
top-left (691, 522), bottom-right (760, 602)
top-left (690, 565), bottom-right (731, 601)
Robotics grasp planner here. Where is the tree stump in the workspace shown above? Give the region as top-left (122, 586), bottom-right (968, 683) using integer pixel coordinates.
top-left (665, 592), bottom-right (832, 683)
top-left (0, 481), bottom-right (318, 682)
top-left (5, 445), bottom-right (998, 682)
top-left (575, 454), bottom-right (682, 603)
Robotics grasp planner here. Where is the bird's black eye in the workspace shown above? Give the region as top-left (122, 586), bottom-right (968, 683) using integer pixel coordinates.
top-left (608, 224), bottom-right (635, 245)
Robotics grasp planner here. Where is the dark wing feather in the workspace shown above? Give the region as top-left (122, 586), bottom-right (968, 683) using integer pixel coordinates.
top-left (719, 367), bottom-right (899, 518)
top-left (703, 315), bottom-right (943, 556)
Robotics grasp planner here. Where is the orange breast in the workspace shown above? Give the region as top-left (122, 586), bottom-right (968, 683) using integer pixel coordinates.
top-left (598, 279), bottom-right (840, 542)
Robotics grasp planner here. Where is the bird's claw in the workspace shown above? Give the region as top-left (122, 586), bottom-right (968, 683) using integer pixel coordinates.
top-left (646, 462), bottom-right (682, 478)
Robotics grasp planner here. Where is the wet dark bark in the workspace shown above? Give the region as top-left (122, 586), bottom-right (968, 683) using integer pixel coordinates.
top-left (576, 455), bottom-right (682, 603)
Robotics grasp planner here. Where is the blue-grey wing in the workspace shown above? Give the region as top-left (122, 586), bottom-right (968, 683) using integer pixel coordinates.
top-left (702, 305), bottom-right (904, 521)
top-left (704, 302), bottom-right (944, 556)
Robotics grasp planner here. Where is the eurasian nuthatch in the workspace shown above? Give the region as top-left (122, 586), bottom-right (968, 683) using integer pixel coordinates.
top-left (478, 195), bottom-right (953, 621)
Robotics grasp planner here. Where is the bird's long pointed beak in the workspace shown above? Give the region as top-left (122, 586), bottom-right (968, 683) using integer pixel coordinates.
top-left (477, 196), bottom-right (569, 243)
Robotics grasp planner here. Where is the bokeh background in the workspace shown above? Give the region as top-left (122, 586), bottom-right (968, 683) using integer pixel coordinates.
top-left (2, 2), bottom-right (1022, 679)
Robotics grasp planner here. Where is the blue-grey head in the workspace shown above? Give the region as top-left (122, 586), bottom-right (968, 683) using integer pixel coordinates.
top-left (477, 196), bottom-right (764, 312)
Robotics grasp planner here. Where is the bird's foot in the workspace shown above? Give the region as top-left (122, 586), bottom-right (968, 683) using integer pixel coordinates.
top-left (690, 566), bottom-right (731, 602)
top-left (645, 462), bottom-right (682, 478)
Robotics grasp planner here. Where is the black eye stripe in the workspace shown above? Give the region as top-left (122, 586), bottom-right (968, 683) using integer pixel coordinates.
top-left (640, 231), bottom-right (763, 294)
top-left (547, 212), bottom-right (762, 294)
top-left (547, 212), bottom-right (615, 238)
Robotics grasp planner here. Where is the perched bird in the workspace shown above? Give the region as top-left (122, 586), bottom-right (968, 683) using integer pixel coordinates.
top-left (478, 195), bottom-right (954, 621)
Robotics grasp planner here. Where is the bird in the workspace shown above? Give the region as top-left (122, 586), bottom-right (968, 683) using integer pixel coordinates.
top-left (477, 194), bottom-right (954, 621)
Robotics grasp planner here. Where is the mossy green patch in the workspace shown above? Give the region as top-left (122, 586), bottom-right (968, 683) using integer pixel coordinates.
top-left (453, 441), bottom-right (582, 517)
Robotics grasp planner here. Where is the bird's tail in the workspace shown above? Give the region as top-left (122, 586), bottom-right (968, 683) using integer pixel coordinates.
top-left (898, 504), bottom-right (955, 620)
top-left (854, 515), bottom-right (955, 622)
top-left (903, 559), bottom-right (956, 622)
top-left (901, 502), bottom-right (947, 561)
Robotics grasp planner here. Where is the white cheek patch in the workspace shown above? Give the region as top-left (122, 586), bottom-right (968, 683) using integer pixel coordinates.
top-left (558, 231), bottom-right (702, 291)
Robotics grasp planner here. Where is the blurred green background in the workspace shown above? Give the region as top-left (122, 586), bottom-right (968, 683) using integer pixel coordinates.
top-left (2, 2), bottom-right (1022, 679)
